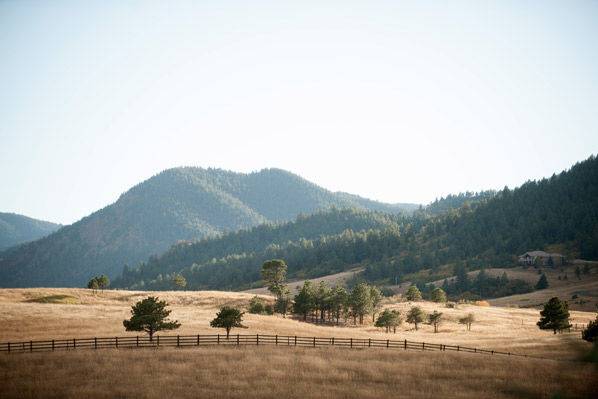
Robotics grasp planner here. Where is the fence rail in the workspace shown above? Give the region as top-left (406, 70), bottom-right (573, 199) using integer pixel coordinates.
top-left (0, 334), bottom-right (535, 359)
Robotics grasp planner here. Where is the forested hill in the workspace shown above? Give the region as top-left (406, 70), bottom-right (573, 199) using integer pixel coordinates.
top-left (0, 213), bottom-right (61, 251)
top-left (113, 208), bottom-right (405, 289)
top-left (0, 167), bottom-right (416, 288)
top-left (115, 155), bottom-right (598, 291)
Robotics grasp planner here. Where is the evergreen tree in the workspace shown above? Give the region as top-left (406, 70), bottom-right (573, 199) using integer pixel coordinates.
top-left (406, 306), bottom-right (425, 330)
top-left (349, 282), bottom-right (371, 324)
top-left (274, 286), bottom-right (292, 318)
top-left (123, 296), bottom-right (180, 341)
top-left (430, 287), bottom-right (447, 303)
top-left (210, 306), bottom-right (246, 338)
top-left (582, 316), bottom-right (598, 342)
top-left (330, 286), bottom-right (349, 324)
top-left (405, 285), bottom-right (422, 301)
top-left (172, 274), bottom-right (187, 290)
top-left (537, 297), bottom-right (571, 334)
top-left (375, 309), bottom-right (402, 333)
top-left (428, 310), bottom-right (443, 333)
top-left (293, 281), bottom-right (315, 321)
top-left (369, 285), bottom-right (384, 322)
top-left (261, 259), bottom-right (287, 297)
top-left (535, 273), bottom-right (549, 290)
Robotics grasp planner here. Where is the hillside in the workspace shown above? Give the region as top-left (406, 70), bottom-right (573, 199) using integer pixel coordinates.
top-left (0, 213), bottom-right (61, 251)
top-left (0, 168), bottom-right (415, 288)
top-left (116, 156), bottom-right (598, 293)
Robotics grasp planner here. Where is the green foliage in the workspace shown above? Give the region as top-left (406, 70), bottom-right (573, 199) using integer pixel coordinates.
top-left (458, 313), bottom-right (475, 331)
top-left (248, 296), bottom-right (266, 314)
top-left (375, 309), bottom-right (402, 333)
top-left (442, 269), bottom-right (533, 299)
top-left (535, 274), bottom-right (549, 290)
top-left (405, 285), bottom-right (422, 301)
top-left (349, 282), bottom-right (372, 324)
top-left (172, 274), bottom-right (187, 290)
top-left (87, 275), bottom-right (110, 292)
top-left (581, 316), bottom-right (598, 342)
top-left (369, 285), bottom-right (384, 322)
top-left (274, 287), bottom-right (292, 318)
top-left (330, 286), bottom-right (349, 324)
top-left (406, 306), bottom-right (425, 330)
top-left (210, 306), bottom-right (246, 338)
top-left (537, 297), bottom-right (571, 334)
top-left (261, 259), bottom-right (287, 297)
top-left (123, 296), bottom-right (180, 341)
top-left (293, 281), bottom-right (316, 321)
top-left (430, 287), bottom-right (447, 303)
top-left (428, 310), bottom-right (443, 333)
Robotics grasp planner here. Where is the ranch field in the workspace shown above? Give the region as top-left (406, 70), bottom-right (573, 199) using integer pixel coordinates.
top-left (0, 288), bottom-right (596, 398)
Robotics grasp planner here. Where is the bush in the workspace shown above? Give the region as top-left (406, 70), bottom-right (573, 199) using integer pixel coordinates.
top-left (582, 316), bottom-right (598, 342)
top-left (248, 296), bottom-right (265, 314)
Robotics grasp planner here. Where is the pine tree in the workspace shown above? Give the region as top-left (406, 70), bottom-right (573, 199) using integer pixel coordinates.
top-left (582, 316), bottom-right (598, 342)
top-left (405, 285), bottom-right (422, 301)
top-left (430, 287), bottom-right (447, 303)
top-left (535, 273), bottom-right (549, 290)
top-left (210, 307), bottom-right (246, 338)
top-left (293, 281), bottom-right (315, 321)
top-left (428, 310), bottom-right (443, 333)
top-left (123, 296), bottom-right (180, 341)
top-left (406, 306), bottom-right (425, 330)
top-left (537, 297), bottom-right (571, 334)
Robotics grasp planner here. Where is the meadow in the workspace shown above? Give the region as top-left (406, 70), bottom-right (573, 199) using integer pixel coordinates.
top-left (0, 288), bottom-right (596, 398)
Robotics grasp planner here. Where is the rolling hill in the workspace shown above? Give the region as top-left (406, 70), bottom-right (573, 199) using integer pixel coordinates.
top-left (116, 155), bottom-right (598, 293)
top-left (0, 213), bottom-right (61, 251)
top-left (0, 168), bottom-right (416, 288)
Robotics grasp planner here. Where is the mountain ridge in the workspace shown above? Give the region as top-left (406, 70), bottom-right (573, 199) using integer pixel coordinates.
top-left (0, 167), bottom-right (417, 287)
top-left (0, 213), bottom-right (61, 251)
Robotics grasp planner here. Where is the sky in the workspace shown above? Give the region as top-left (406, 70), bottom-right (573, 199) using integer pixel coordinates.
top-left (1, 1), bottom-right (597, 225)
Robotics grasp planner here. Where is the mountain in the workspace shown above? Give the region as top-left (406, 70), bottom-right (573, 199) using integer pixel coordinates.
top-left (0, 167), bottom-right (417, 288)
top-left (116, 156), bottom-right (598, 292)
top-left (0, 213), bottom-right (61, 251)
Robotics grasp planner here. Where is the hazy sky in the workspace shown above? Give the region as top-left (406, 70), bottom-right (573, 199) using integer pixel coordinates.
top-left (1, 1), bottom-right (597, 224)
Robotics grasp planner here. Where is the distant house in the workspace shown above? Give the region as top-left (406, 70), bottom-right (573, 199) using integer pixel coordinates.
top-left (518, 251), bottom-right (566, 267)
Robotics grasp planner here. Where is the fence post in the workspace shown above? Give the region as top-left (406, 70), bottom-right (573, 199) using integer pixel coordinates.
top-left (257, 334), bottom-right (259, 346)
top-left (457, 345), bottom-right (459, 352)
top-left (295, 336), bottom-right (297, 346)
top-left (313, 337), bottom-right (316, 347)
top-left (386, 339), bottom-right (389, 348)
top-left (177, 335), bottom-right (180, 347)
top-left (30, 341), bottom-right (33, 352)
top-left (332, 337), bottom-right (335, 346)
top-left (350, 338), bottom-right (353, 348)
top-left (491, 350), bottom-right (494, 355)
top-left (369, 338), bottom-right (371, 347)
top-left (73, 338), bottom-right (76, 350)
top-left (95, 337), bottom-right (98, 349)
top-left (474, 348), bottom-right (476, 353)
top-left (217, 334), bottom-right (220, 345)
top-left (422, 342), bottom-right (425, 351)
top-left (197, 334), bottom-right (200, 346)
top-left (275, 335), bottom-right (278, 346)
top-left (237, 334), bottom-right (240, 346)
top-left (7, 342), bottom-right (10, 353)
top-left (115, 337), bottom-right (118, 349)
top-left (52, 340), bottom-right (54, 351)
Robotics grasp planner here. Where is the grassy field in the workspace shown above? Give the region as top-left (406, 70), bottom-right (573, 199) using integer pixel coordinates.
top-left (1, 346), bottom-right (596, 399)
top-left (0, 288), bottom-right (596, 398)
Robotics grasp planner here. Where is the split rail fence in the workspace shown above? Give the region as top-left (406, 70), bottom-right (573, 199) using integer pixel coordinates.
top-left (0, 334), bottom-right (533, 359)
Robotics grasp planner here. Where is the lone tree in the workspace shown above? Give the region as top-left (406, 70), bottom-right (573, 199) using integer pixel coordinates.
top-left (210, 306), bottom-right (246, 338)
top-left (375, 309), bottom-right (402, 333)
top-left (87, 277), bottom-right (99, 293)
top-left (406, 306), bottom-right (426, 330)
top-left (535, 273), bottom-right (549, 290)
top-left (458, 313), bottom-right (475, 331)
top-left (428, 310), bottom-right (443, 333)
top-left (369, 286), bottom-right (384, 323)
top-left (537, 297), bottom-right (571, 334)
top-left (405, 285), bottom-right (422, 301)
top-left (172, 274), bottom-right (187, 290)
top-left (582, 316), bottom-right (598, 342)
top-left (123, 296), bottom-right (180, 341)
top-left (248, 296), bottom-right (266, 314)
top-left (261, 259), bottom-right (288, 297)
top-left (430, 287), bottom-right (447, 303)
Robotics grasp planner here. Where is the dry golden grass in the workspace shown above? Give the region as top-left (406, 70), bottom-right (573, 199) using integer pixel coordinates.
top-left (0, 288), bottom-right (595, 360)
top-left (1, 346), bottom-right (597, 399)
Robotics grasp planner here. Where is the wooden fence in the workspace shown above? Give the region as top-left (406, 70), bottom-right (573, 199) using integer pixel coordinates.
top-left (0, 334), bottom-right (533, 359)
